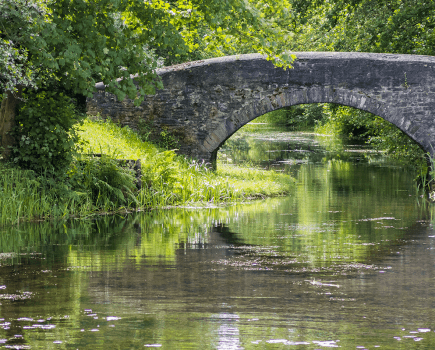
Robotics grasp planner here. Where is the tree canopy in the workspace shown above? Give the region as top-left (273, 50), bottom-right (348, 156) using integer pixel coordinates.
top-left (0, 0), bottom-right (296, 158)
top-left (288, 0), bottom-right (435, 55)
top-left (0, 0), bottom-right (295, 103)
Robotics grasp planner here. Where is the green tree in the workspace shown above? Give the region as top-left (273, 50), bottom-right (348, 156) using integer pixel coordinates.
top-left (0, 0), bottom-right (295, 160)
top-left (289, 0), bottom-right (435, 55)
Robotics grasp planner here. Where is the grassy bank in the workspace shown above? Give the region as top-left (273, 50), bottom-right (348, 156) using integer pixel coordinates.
top-left (0, 118), bottom-right (295, 227)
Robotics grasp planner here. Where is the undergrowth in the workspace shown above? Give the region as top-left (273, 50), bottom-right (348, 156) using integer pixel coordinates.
top-left (0, 118), bottom-right (295, 227)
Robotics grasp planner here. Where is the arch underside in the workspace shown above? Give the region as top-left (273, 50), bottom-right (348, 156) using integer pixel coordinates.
top-left (201, 86), bottom-right (423, 166)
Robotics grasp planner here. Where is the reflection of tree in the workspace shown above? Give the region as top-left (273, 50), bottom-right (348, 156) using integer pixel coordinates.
top-left (219, 125), bottom-right (390, 176)
top-left (219, 129), bottom-right (318, 168)
top-left (0, 129), bottom-right (423, 272)
top-left (213, 223), bottom-right (244, 246)
top-left (217, 126), bottom-right (426, 268)
top-left (221, 159), bottom-right (425, 268)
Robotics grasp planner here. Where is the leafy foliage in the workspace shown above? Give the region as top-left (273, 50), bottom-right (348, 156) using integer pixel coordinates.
top-left (366, 118), bottom-right (428, 171)
top-left (12, 91), bottom-right (83, 174)
top-left (288, 0), bottom-right (435, 55)
top-left (1, 0), bottom-right (160, 102)
top-left (258, 104), bottom-right (324, 130)
top-left (1, 0), bottom-right (295, 103)
top-left (1, 0), bottom-right (297, 164)
top-left (70, 155), bottom-right (139, 208)
top-left (315, 104), bottom-right (373, 139)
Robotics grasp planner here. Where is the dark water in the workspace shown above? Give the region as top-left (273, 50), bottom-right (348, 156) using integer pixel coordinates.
top-left (1, 126), bottom-right (435, 349)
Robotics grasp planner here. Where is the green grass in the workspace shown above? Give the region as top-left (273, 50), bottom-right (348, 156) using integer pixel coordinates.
top-left (0, 118), bottom-right (295, 226)
top-left (77, 118), bottom-right (295, 204)
top-left (0, 164), bottom-right (96, 226)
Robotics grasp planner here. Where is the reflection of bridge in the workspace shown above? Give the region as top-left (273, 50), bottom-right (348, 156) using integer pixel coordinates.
top-left (87, 52), bottom-right (435, 167)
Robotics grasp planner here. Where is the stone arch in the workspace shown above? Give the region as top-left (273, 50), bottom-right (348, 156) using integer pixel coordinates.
top-left (87, 52), bottom-right (435, 167)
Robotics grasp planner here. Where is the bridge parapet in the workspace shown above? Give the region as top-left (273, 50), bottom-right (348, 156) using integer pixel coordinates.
top-left (87, 52), bottom-right (435, 166)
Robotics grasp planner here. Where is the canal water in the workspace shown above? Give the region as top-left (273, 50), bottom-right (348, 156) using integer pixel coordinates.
top-left (1, 125), bottom-right (435, 349)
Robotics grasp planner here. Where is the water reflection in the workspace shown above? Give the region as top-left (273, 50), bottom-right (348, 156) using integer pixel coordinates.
top-left (213, 313), bottom-right (241, 350)
top-left (218, 124), bottom-right (386, 171)
top-left (1, 128), bottom-right (435, 349)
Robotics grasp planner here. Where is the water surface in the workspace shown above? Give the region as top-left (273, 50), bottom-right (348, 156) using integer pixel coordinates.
top-left (1, 126), bottom-right (435, 349)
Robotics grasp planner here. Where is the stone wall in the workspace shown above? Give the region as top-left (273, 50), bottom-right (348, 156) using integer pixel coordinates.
top-left (87, 52), bottom-right (435, 166)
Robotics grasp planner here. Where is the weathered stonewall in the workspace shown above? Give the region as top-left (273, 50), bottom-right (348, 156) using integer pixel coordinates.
top-left (87, 52), bottom-right (435, 167)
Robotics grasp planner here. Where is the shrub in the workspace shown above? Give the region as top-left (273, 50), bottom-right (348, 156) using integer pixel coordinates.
top-left (12, 90), bottom-right (83, 175)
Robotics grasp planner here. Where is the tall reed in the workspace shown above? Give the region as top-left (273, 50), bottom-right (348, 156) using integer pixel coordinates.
top-left (0, 166), bottom-right (57, 225)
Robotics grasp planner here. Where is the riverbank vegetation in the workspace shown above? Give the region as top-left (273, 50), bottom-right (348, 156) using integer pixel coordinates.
top-left (0, 0), bottom-right (299, 227)
top-left (315, 105), bottom-right (428, 173)
top-left (0, 116), bottom-right (295, 227)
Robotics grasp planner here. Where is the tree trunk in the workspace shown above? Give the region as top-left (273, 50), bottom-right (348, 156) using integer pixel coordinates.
top-left (0, 87), bottom-right (22, 160)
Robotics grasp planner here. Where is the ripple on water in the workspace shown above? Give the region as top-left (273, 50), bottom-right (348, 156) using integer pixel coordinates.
top-left (0, 291), bottom-right (33, 301)
top-left (312, 340), bottom-right (340, 347)
top-left (264, 339), bottom-right (338, 346)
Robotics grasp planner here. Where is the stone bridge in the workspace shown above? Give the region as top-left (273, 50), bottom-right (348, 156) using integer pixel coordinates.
top-left (87, 52), bottom-right (435, 166)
